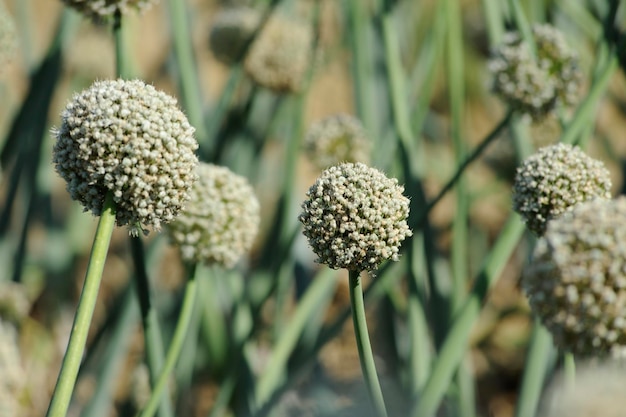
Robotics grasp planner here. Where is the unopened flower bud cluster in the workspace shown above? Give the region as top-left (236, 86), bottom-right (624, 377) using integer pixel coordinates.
top-left (489, 24), bottom-right (582, 118)
top-left (209, 7), bottom-right (261, 65)
top-left (299, 162), bottom-right (412, 272)
top-left (524, 197), bottom-right (626, 357)
top-left (53, 79), bottom-right (199, 236)
top-left (244, 14), bottom-right (313, 93)
top-left (60, 0), bottom-right (159, 20)
top-left (304, 114), bottom-right (371, 170)
top-left (167, 163), bottom-right (260, 268)
top-left (512, 143), bottom-right (611, 236)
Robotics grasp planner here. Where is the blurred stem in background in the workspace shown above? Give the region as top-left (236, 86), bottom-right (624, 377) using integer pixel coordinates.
top-left (139, 264), bottom-right (199, 417)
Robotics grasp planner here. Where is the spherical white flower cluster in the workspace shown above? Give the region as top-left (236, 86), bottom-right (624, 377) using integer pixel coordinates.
top-left (303, 114), bottom-right (370, 170)
top-left (166, 163), bottom-right (260, 268)
top-left (60, 0), bottom-right (159, 20)
top-left (489, 24), bottom-right (582, 119)
top-left (512, 143), bottom-right (611, 236)
top-left (244, 14), bottom-right (313, 93)
top-left (53, 79), bottom-right (199, 236)
top-left (524, 197), bottom-right (626, 357)
top-left (299, 162), bottom-right (412, 272)
top-left (209, 7), bottom-right (261, 65)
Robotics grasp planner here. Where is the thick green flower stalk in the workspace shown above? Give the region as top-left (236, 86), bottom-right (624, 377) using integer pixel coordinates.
top-left (244, 13), bottom-right (313, 93)
top-left (524, 197), bottom-right (626, 357)
top-left (166, 162), bottom-right (261, 268)
top-left (489, 24), bottom-right (582, 119)
top-left (60, 0), bottom-right (159, 21)
top-left (53, 79), bottom-right (199, 236)
top-left (538, 361), bottom-right (626, 417)
top-left (512, 143), bottom-right (611, 236)
top-left (299, 162), bottom-right (412, 417)
top-left (209, 7), bottom-right (261, 65)
top-left (303, 114), bottom-right (371, 170)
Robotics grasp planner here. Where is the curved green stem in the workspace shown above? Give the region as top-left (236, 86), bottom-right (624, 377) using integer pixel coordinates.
top-left (45, 192), bottom-right (117, 417)
top-left (349, 270), bottom-right (388, 417)
top-left (563, 352), bottom-right (576, 388)
top-left (138, 264), bottom-right (199, 417)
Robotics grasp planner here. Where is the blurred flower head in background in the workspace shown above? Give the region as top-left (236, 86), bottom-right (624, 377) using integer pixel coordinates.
top-left (512, 143), bottom-right (611, 236)
top-left (60, 0), bottom-right (160, 21)
top-left (244, 13), bottom-right (313, 93)
top-left (53, 79), bottom-right (199, 236)
top-left (299, 162), bottom-right (412, 272)
top-left (523, 197), bottom-right (626, 357)
top-left (489, 24), bottom-right (582, 119)
top-left (166, 163), bottom-right (260, 268)
top-left (303, 114), bottom-right (370, 170)
top-left (538, 361), bottom-right (626, 417)
top-left (209, 6), bottom-right (261, 65)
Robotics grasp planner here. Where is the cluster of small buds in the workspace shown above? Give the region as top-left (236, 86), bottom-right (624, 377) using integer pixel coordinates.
top-left (0, 1), bottom-right (16, 69)
top-left (489, 24), bottom-right (582, 119)
top-left (539, 361), bottom-right (626, 417)
top-left (244, 13), bottom-right (313, 93)
top-left (166, 163), bottom-right (260, 268)
top-left (523, 197), bottom-right (626, 357)
top-left (209, 7), bottom-right (261, 65)
top-left (303, 114), bottom-right (371, 170)
top-left (60, 0), bottom-right (159, 20)
top-left (512, 143), bottom-right (611, 236)
top-left (299, 162), bottom-right (412, 272)
top-left (53, 79), bottom-right (199, 236)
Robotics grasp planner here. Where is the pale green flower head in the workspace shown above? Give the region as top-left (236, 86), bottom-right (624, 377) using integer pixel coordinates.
top-left (512, 143), bottom-right (611, 236)
top-left (53, 79), bottom-right (199, 236)
top-left (489, 24), bottom-right (582, 119)
top-left (244, 13), bottom-right (313, 93)
top-left (524, 197), bottom-right (626, 357)
top-left (299, 162), bottom-right (412, 272)
top-left (166, 163), bottom-right (260, 268)
top-left (209, 7), bottom-right (261, 65)
top-left (61, 0), bottom-right (159, 21)
top-left (304, 114), bottom-right (370, 170)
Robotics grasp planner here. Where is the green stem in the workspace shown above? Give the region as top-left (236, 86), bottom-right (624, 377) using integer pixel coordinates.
top-left (563, 352), bottom-right (575, 388)
top-left (139, 264), bottom-right (199, 417)
top-left (411, 215), bottom-right (525, 417)
top-left (508, 0), bottom-right (536, 57)
top-left (130, 237), bottom-right (174, 417)
top-left (347, 0), bottom-right (376, 138)
top-left (481, 0), bottom-right (504, 45)
top-left (415, 111), bottom-right (513, 228)
top-left (349, 270), bottom-right (388, 417)
top-left (256, 268), bottom-right (338, 407)
top-left (45, 192), bottom-right (117, 417)
top-left (166, 0), bottom-right (207, 144)
top-left (514, 320), bottom-right (553, 417)
top-left (113, 10), bottom-right (130, 79)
